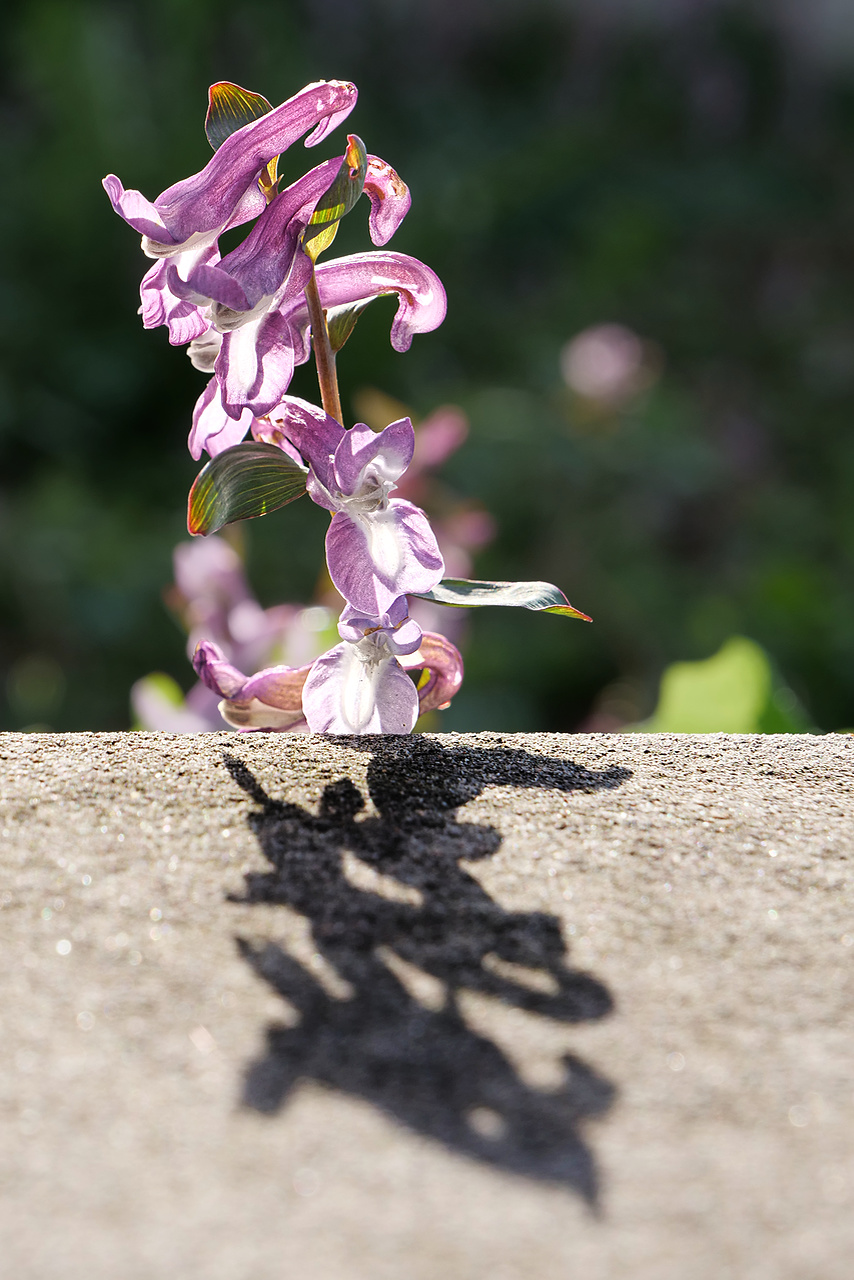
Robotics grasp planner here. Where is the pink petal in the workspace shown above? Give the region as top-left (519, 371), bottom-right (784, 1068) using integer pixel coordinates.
top-left (139, 259), bottom-right (209, 345)
top-left (219, 699), bottom-right (308, 731)
top-left (255, 397), bottom-right (343, 494)
top-left (363, 155), bottom-right (411, 246)
top-left (176, 158), bottom-right (336, 315)
top-left (325, 499), bottom-right (444, 615)
top-left (332, 418), bottom-right (414, 495)
top-left (193, 640), bottom-right (312, 732)
top-left (188, 380), bottom-right (254, 460)
top-left (301, 642), bottom-right (419, 734)
top-left (215, 310), bottom-right (298, 419)
top-left (401, 632), bottom-right (465, 712)
top-left (281, 251), bottom-right (446, 356)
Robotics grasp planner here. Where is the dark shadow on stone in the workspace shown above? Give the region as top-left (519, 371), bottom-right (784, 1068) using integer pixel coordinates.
top-left (225, 737), bottom-right (631, 1205)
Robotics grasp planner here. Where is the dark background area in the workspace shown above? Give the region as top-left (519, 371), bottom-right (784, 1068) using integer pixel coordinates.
top-left (2, 0), bottom-right (854, 732)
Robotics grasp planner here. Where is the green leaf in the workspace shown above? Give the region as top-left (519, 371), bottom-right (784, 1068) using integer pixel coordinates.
top-left (326, 297), bottom-right (378, 353)
top-left (303, 134), bottom-right (368, 260)
top-left (412, 578), bottom-right (592, 620)
top-left (188, 443), bottom-right (307, 537)
top-left (205, 82), bottom-right (278, 200)
top-left (633, 636), bottom-right (813, 733)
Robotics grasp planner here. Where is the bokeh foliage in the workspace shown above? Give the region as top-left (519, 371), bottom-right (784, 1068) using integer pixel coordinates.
top-left (2, 0), bottom-right (854, 730)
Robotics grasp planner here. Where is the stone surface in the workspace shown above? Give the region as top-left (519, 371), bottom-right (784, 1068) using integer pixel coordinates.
top-left (0, 731), bottom-right (852, 1279)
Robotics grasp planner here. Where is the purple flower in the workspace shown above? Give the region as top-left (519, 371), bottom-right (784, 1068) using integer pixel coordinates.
top-left (301, 635), bottom-right (419, 734)
top-left (302, 605), bottom-right (464, 733)
top-left (274, 401), bottom-right (444, 614)
top-left (193, 639), bottom-right (311, 730)
top-left (176, 163), bottom-right (417, 419)
top-left (185, 246), bottom-right (447, 432)
top-left (300, 598), bottom-right (424, 734)
top-left (192, 604), bottom-right (464, 735)
top-left (103, 79), bottom-right (357, 252)
top-left (189, 380), bottom-right (256, 460)
top-left (164, 154), bottom-right (341, 315)
top-left (235, 250), bottom-right (445, 419)
top-left (106, 82), bottom-right (360, 355)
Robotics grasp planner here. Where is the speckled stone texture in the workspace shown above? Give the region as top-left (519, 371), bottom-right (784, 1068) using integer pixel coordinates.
top-left (0, 731), bottom-right (851, 1280)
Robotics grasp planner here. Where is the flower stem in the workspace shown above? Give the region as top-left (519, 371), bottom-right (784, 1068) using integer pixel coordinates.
top-left (304, 268), bottom-right (344, 426)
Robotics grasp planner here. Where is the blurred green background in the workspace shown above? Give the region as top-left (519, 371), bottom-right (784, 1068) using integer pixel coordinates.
top-left (2, 0), bottom-right (854, 733)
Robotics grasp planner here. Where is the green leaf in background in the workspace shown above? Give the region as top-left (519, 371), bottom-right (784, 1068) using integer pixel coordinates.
top-left (303, 135), bottom-right (368, 260)
top-left (634, 636), bottom-right (813, 733)
top-left (413, 578), bottom-right (592, 620)
top-left (326, 297), bottom-right (377, 353)
top-left (187, 443), bottom-right (307, 537)
top-left (205, 82), bottom-right (278, 201)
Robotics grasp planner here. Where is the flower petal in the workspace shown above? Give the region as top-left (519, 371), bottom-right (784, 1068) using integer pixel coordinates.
top-left (102, 174), bottom-right (174, 243)
top-left (139, 259), bottom-right (210, 345)
top-left (188, 380), bottom-right (254, 460)
top-left (215, 309), bottom-right (299, 419)
top-left (301, 641), bottom-right (418, 734)
top-left (332, 418), bottom-right (414, 495)
top-left (363, 156), bottom-right (411, 245)
top-left (237, 663), bottom-right (312, 709)
top-left (251, 397), bottom-right (329, 468)
top-left (400, 631), bottom-right (464, 712)
top-left (325, 499), bottom-right (444, 615)
top-left (166, 260), bottom-right (251, 312)
top-left (192, 638), bottom-right (253, 699)
top-left (338, 598), bottom-right (423, 655)
top-left (218, 698), bottom-right (308, 731)
top-left (187, 328), bottom-right (223, 373)
top-left (281, 251), bottom-right (446, 356)
top-left (175, 157), bottom-right (337, 315)
top-left (193, 639), bottom-right (311, 714)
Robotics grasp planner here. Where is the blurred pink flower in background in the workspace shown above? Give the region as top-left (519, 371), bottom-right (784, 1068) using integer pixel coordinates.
top-left (132, 537), bottom-right (335, 730)
top-left (560, 323), bottom-right (659, 408)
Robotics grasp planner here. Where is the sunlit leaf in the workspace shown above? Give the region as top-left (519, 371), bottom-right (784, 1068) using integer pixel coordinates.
top-left (188, 442), bottom-right (307, 537)
top-left (205, 82), bottom-right (278, 200)
top-left (633, 636), bottom-right (812, 733)
top-left (206, 82), bottom-right (273, 149)
top-left (303, 134), bottom-right (368, 260)
top-left (326, 297), bottom-right (378, 353)
top-left (412, 578), bottom-right (591, 620)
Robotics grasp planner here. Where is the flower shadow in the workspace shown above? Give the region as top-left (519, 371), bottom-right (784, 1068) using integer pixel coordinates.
top-left (225, 737), bottom-right (631, 1205)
